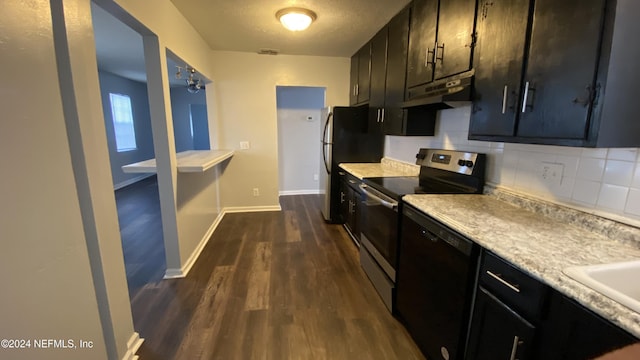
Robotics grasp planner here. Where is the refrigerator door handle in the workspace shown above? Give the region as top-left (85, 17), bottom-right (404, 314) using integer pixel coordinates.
top-left (322, 112), bottom-right (333, 174)
top-left (323, 143), bottom-right (331, 174)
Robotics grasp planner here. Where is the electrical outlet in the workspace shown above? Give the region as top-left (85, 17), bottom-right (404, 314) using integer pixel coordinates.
top-left (252, 188), bottom-right (260, 197)
top-left (540, 162), bottom-right (564, 187)
top-left (240, 141), bottom-right (250, 150)
top-left (313, 174), bottom-right (319, 181)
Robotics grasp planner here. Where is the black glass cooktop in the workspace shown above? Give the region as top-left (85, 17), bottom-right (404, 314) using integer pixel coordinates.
top-left (363, 176), bottom-right (420, 199)
top-left (363, 176), bottom-right (478, 200)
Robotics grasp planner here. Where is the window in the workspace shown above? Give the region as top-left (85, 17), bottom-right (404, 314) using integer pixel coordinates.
top-left (109, 93), bottom-right (137, 152)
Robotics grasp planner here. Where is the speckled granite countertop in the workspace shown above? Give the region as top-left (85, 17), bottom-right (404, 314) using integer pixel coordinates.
top-left (403, 194), bottom-right (640, 338)
top-left (339, 158), bottom-right (419, 179)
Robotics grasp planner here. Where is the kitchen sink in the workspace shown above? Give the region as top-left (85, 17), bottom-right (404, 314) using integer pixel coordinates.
top-left (564, 260), bottom-right (640, 313)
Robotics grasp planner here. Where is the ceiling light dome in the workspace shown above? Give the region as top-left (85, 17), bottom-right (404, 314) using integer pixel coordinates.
top-left (276, 7), bottom-right (317, 31)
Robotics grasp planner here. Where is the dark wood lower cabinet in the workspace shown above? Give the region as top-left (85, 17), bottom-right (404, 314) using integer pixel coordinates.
top-left (339, 173), bottom-right (361, 242)
top-left (466, 251), bottom-right (638, 359)
top-left (339, 178), bottom-right (349, 224)
top-left (537, 292), bottom-right (637, 360)
top-left (467, 287), bottom-right (537, 360)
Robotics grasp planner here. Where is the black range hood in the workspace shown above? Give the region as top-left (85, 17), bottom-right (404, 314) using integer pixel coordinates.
top-left (402, 69), bottom-right (474, 109)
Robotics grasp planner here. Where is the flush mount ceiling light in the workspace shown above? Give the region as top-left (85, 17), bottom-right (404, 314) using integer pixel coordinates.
top-left (276, 7), bottom-right (317, 31)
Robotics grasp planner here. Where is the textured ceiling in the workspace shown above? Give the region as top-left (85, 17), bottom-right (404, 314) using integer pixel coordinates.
top-left (91, 0), bottom-right (411, 84)
top-left (169, 0), bottom-right (411, 57)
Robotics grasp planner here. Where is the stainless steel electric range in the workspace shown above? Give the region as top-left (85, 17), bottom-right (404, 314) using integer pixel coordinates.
top-left (357, 148), bottom-right (486, 311)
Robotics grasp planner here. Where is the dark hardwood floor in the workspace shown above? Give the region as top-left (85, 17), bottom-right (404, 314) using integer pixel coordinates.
top-left (115, 175), bottom-right (166, 300)
top-left (132, 194), bottom-right (424, 360)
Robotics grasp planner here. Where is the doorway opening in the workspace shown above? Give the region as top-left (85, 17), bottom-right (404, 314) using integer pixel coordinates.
top-left (276, 86), bottom-right (326, 196)
top-left (91, 2), bottom-right (165, 301)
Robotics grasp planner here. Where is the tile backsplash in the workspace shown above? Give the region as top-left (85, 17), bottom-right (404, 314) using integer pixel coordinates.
top-left (385, 105), bottom-right (640, 226)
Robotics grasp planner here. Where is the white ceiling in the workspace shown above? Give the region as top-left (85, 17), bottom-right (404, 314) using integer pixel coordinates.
top-left (91, 0), bottom-right (410, 84)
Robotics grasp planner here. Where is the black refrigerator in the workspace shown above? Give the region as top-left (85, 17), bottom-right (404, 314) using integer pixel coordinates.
top-left (319, 105), bottom-right (384, 222)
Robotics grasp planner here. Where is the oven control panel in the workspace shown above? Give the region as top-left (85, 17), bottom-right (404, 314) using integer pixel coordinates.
top-left (416, 149), bottom-right (485, 176)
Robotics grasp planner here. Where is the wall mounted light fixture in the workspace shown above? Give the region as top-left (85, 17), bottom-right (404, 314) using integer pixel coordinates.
top-left (276, 7), bottom-right (317, 31)
top-left (175, 65), bottom-right (202, 94)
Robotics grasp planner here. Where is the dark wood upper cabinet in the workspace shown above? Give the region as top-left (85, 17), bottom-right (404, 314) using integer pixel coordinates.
top-left (384, 6), bottom-right (413, 135)
top-left (517, 0), bottom-right (606, 140)
top-left (349, 55), bottom-right (359, 105)
top-left (469, 0), bottom-right (531, 137)
top-left (434, 0), bottom-right (477, 80)
top-left (407, 0), bottom-right (438, 89)
top-left (470, 0), bottom-right (640, 147)
top-left (368, 26), bottom-right (388, 133)
top-left (350, 43), bottom-right (371, 106)
top-left (406, 0), bottom-right (476, 91)
top-left (365, 7), bottom-right (434, 136)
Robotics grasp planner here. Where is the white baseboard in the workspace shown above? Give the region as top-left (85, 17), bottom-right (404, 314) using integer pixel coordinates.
top-left (222, 205), bottom-right (282, 213)
top-left (121, 332), bottom-right (143, 360)
top-left (279, 189), bottom-right (321, 196)
top-left (163, 268), bottom-right (185, 279)
top-left (163, 211), bottom-right (225, 279)
top-left (162, 205), bottom-right (281, 279)
top-left (114, 174), bottom-right (154, 191)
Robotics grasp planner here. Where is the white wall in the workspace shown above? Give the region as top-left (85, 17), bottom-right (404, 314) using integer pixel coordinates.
top-left (385, 105), bottom-right (640, 226)
top-left (210, 51), bottom-right (350, 209)
top-left (0, 1), bottom-right (132, 358)
top-left (276, 86), bottom-right (326, 195)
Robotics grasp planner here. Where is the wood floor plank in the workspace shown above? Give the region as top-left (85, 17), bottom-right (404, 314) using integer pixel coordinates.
top-left (244, 242), bottom-right (272, 311)
top-left (175, 265), bottom-right (234, 359)
top-left (132, 195), bottom-right (425, 360)
top-left (283, 210), bottom-right (302, 243)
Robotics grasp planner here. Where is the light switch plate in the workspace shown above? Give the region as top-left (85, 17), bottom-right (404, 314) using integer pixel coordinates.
top-left (240, 141), bottom-right (250, 150)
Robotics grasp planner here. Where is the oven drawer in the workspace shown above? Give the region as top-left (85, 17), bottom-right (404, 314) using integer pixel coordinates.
top-left (479, 252), bottom-right (548, 320)
top-left (360, 246), bottom-right (394, 311)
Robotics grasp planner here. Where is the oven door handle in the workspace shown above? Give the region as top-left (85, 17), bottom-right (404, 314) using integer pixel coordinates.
top-left (359, 185), bottom-right (398, 210)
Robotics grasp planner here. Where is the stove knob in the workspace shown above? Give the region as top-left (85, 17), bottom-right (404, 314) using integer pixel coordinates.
top-left (465, 160), bottom-right (474, 168)
top-left (457, 159), bottom-right (466, 166)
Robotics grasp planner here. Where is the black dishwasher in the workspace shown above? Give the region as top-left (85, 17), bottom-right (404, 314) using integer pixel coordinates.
top-left (396, 204), bottom-right (479, 360)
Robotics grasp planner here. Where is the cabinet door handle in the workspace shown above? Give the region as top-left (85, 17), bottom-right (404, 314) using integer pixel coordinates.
top-left (356, 84), bottom-right (359, 96)
top-left (381, 108), bottom-right (385, 123)
top-left (435, 42), bottom-right (445, 64)
top-left (376, 108), bottom-right (381, 123)
top-left (509, 336), bottom-right (523, 360)
top-left (572, 85), bottom-right (594, 107)
top-left (502, 85), bottom-right (508, 114)
top-left (486, 271), bottom-right (521, 293)
top-left (521, 81), bottom-right (530, 113)
top-left (340, 192), bottom-right (345, 203)
top-left (426, 48), bottom-right (435, 68)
